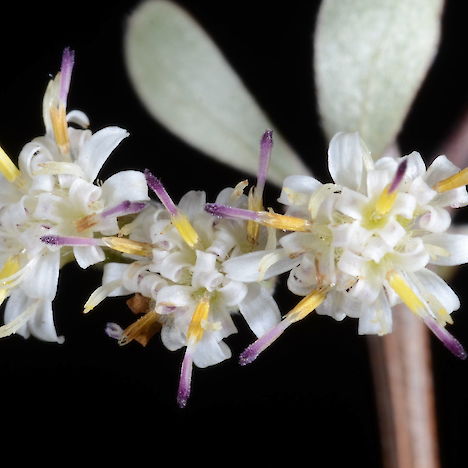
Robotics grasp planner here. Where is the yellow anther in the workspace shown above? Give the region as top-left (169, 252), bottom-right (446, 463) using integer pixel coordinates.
top-left (119, 311), bottom-right (162, 347)
top-left (434, 168), bottom-right (468, 193)
top-left (260, 212), bottom-right (313, 232)
top-left (172, 213), bottom-right (199, 249)
top-left (50, 103), bottom-right (70, 155)
top-left (386, 271), bottom-right (424, 316)
top-left (374, 185), bottom-right (398, 215)
top-left (436, 307), bottom-right (453, 325)
top-left (102, 237), bottom-right (153, 257)
top-left (287, 286), bottom-right (329, 323)
top-left (187, 296), bottom-right (210, 344)
top-left (0, 146), bottom-right (21, 183)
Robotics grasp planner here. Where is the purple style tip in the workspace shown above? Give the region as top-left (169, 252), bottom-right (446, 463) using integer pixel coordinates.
top-left (204, 203), bottom-right (259, 221)
top-left (388, 159), bottom-right (408, 194)
top-left (424, 317), bottom-right (467, 360)
top-left (101, 200), bottom-right (147, 219)
top-left (239, 320), bottom-right (290, 366)
top-left (40, 234), bottom-right (99, 247)
top-left (60, 47), bottom-right (75, 103)
top-left (144, 169), bottom-right (178, 216)
top-left (257, 130), bottom-right (273, 194)
top-left (105, 322), bottom-right (124, 340)
top-left (177, 352), bottom-right (194, 408)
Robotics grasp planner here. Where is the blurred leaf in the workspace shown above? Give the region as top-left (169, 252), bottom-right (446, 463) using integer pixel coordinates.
top-left (125, 0), bottom-right (310, 185)
top-left (314, 0), bottom-right (443, 157)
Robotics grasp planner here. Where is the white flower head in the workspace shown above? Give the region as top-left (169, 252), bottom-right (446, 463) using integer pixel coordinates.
top-left (0, 48), bottom-right (148, 343)
top-left (211, 132), bottom-right (468, 364)
top-left (84, 131), bottom-right (281, 407)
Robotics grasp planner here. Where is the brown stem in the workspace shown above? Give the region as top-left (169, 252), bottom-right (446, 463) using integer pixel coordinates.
top-left (368, 306), bottom-right (439, 468)
top-left (438, 105), bottom-right (468, 168)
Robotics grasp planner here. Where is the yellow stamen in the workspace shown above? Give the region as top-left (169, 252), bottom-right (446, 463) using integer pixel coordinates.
top-left (436, 307), bottom-right (453, 325)
top-left (0, 256), bottom-right (20, 285)
top-left (172, 213), bottom-right (199, 248)
top-left (119, 311), bottom-right (162, 347)
top-left (187, 296), bottom-right (210, 344)
top-left (386, 271), bottom-right (424, 316)
top-left (287, 286), bottom-right (329, 323)
top-left (434, 168), bottom-right (468, 192)
top-left (247, 188), bottom-right (263, 245)
top-left (102, 237), bottom-right (153, 257)
top-left (0, 146), bottom-right (21, 183)
top-left (50, 103), bottom-right (70, 155)
top-left (261, 212), bottom-right (313, 232)
top-left (374, 185), bottom-right (398, 215)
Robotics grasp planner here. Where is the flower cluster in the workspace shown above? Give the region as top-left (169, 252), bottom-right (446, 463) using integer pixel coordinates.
top-left (2, 49), bottom-right (468, 408)
top-left (209, 132), bottom-right (468, 364)
top-left (0, 49), bottom-right (148, 342)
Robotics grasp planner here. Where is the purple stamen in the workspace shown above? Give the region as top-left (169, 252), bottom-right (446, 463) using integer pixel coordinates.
top-left (239, 320), bottom-right (290, 366)
top-left (105, 322), bottom-right (124, 340)
top-left (424, 317), bottom-right (467, 360)
top-left (144, 169), bottom-right (178, 216)
top-left (177, 350), bottom-right (194, 408)
top-left (205, 203), bottom-right (260, 222)
top-left (388, 159), bottom-right (408, 194)
top-left (59, 47), bottom-right (75, 103)
top-left (41, 234), bottom-right (99, 247)
top-left (256, 130), bottom-right (273, 196)
top-left (101, 200), bottom-right (147, 218)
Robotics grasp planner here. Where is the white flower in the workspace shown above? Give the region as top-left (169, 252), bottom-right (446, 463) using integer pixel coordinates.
top-left (212, 132), bottom-right (468, 363)
top-left (0, 49), bottom-right (148, 343)
top-left (85, 133), bottom-right (281, 406)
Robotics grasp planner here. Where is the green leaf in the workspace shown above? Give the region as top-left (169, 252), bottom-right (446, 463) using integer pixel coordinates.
top-left (314, 0), bottom-right (443, 157)
top-left (125, 0), bottom-right (310, 185)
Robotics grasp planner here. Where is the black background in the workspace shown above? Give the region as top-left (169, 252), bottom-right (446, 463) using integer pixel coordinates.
top-left (1, 1), bottom-right (468, 465)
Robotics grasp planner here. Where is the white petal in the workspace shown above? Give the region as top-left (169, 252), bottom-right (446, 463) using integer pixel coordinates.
top-left (328, 132), bottom-right (370, 190)
top-left (156, 285), bottom-right (193, 312)
top-left (124, 0), bottom-right (309, 186)
top-left (418, 206), bottom-right (451, 232)
top-left (335, 187), bottom-right (367, 219)
top-left (316, 291), bottom-right (347, 321)
top-left (3, 290), bottom-right (31, 339)
top-left (21, 251), bottom-right (60, 301)
top-left (76, 126), bottom-right (129, 182)
top-left (193, 337), bottom-right (231, 368)
top-left (378, 218), bottom-right (406, 248)
top-left (358, 292), bottom-right (392, 335)
top-left (101, 170), bottom-right (149, 207)
top-left (67, 110), bottom-right (90, 128)
top-left (223, 249), bottom-right (299, 282)
top-left (423, 233), bottom-right (468, 266)
top-left (424, 155), bottom-right (460, 186)
top-left (159, 251), bottom-right (193, 282)
top-left (102, 262), bottom-right (133, 296)
top-left (278, 175), bottom-right (322, 207)
top-left (338, 249), bottom-right (366, 277)
top-left (238, 283), bottom-right (281, 337)
top-left (392, 238), bottom-right (430, 272)
top-left (412, 268), bottom-right (460, 313)
top-left (68, 178), bottom-right (102, 213)
top-left (404, 151), bottom-right (427, 180)
top-left (178, 190), bottom-right (205, 218)
top-left (315, 0), bottom-right (443, 157)
top-left (73, 245), bottom-right (105, 269)
top-left (192, 250), bottom-right (223, 291)
top-left (29, 299), bottom-right (64, 343)
top-left (217, 280), bottom-right (248, 306)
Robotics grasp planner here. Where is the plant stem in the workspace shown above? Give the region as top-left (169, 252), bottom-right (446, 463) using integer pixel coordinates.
top-left (367, 306), bottom-right (439, 468)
